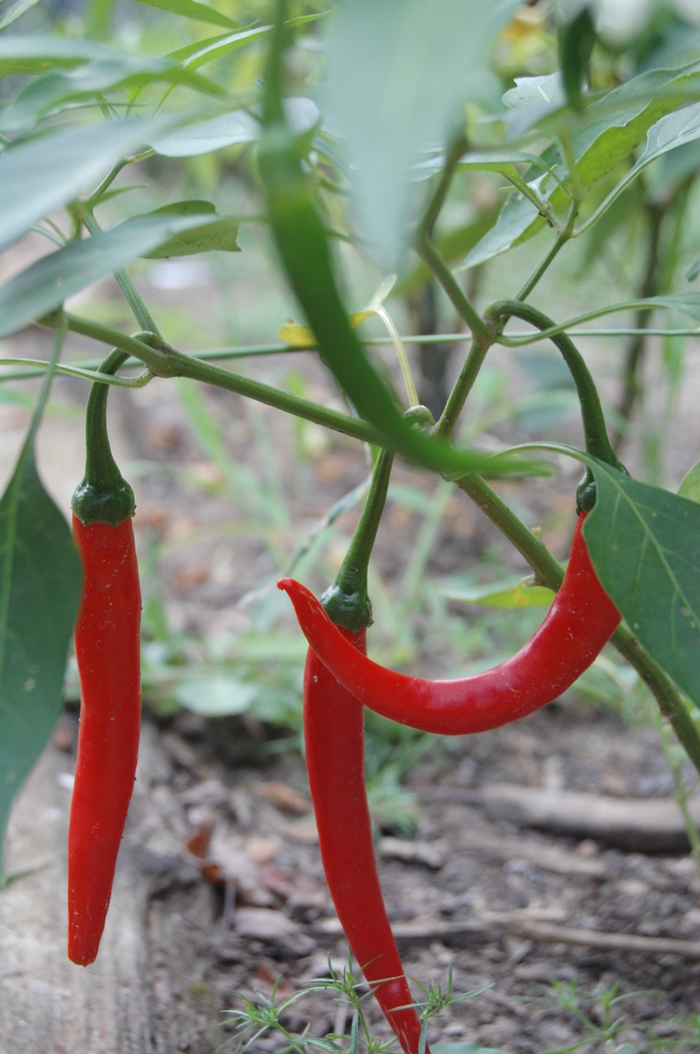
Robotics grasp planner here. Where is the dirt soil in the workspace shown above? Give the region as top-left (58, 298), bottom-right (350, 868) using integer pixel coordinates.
top-left (2, 259), bottom-right (700, 1052)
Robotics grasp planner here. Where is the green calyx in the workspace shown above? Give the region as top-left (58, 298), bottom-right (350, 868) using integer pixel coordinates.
top-left (71, 348), bottom-right (135, 527)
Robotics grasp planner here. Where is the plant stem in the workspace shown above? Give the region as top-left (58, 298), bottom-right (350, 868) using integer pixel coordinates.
top-left (514, 201), bottom-right (578, 303)
top-left (435, 338), bottom-right (490, 439)
top-left (416, 134), bottom-right (491, 346)
top-left (81, 211), bottom-right (161, 336)
top-left (453, 471), bottom-right (700, 775)
top-left (487, 300), bottom-right (620, 468)
top-left (611, 198), bottom-right (666, 450)
top-left (53, 312), bottom-right (383, 446)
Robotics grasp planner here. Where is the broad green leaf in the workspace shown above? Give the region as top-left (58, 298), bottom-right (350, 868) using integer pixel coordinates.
top-left (139, 199), bottom-right (241, 256)
top-left (502, 72), bottom-right (564, 112)
top-left (152, 110), bottom-right (259, 156)
top-left (438, 575), bottom-right (555, 608)
top-left (0, 211), bottom-right (224, 339)
top-left (584, 463), bottom-right (700, 711)
top-left (130, 0), bottom-right (238, 29)
top-left (152, 99), bottom-right (317, 157)
top-left (678, 460), bottom-right (700, 503)
top-left (0, 55), bottom-right (222, 133)
top-left (0, 450), bottom-right (81, 877)
top-left (0, 0), bottom-right (43, 31)
top-left (641, 293), bottom-right (700, 319)
top-left (462, 60), bottom-right (700, 269)
top-left (323, 0), bottom-right (519, 265)
top-left (174, 675), bottom-right (257, 716)
top-left (0, 116), bottom-right (168, 252)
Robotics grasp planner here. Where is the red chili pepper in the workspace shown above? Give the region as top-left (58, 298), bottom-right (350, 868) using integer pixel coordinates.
top-left (69, 514), bottom-right (141, 966)
top-left (68, 348), bottom-right (142, 966)
top-left (281, 513), bottom-right (620, 736)
top-left (306, 630), bottom-right (426, 1054)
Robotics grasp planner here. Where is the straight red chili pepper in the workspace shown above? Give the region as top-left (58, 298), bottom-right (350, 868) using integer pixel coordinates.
top-left (302, 443), bottom-right (429, 1054)
top-left (281, 512), bottom-right (620, 736)
top-left (68, 348), bottom-right (142, 966)
top-left (306, 630), bottom-right (426, 1054)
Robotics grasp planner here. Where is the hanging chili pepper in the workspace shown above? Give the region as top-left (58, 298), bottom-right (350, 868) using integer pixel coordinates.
top-left (280, 511), bottom-right (620, 736)
top-left (68, 348), bottom-right (141, 966)
top-left (304, 444), bottom-right (429, 1054)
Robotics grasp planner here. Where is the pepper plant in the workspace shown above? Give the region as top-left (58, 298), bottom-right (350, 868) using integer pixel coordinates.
top-left (3, 0), bottom-right (700, 1040)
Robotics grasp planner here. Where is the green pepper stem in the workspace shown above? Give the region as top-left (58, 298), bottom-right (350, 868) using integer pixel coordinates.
top-left (322, 448), bottom-right (394, 633)
top-left (71, 348), bottom-right (135, 526)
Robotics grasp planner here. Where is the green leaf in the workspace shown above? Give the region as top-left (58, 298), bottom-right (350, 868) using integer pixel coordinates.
top-left (0, 0), bottom-right (43, 31)
top-left (0, 449), bottom-right (82, 877)
top-left (323, 0), bottom-right (519, 264)
top-left (584, 463), bottom-right (700, 711)
top-left (174, 675), bottom-right (257, 716)
top-left (0, 116), bottom-right (168, 253)
top-left (166, 13), bottom-right (328, 70)
top-left (0, 35), bottom-right (117, 76)
top-left (152, 110), bottom-right (260, 156)
top-left (558, 6), bottom-right (596, 113)
top-left (0, 55), bottom-right (222, 133)
top-left (0, 211), bottom-right (224, 339)
top-left (678, 460), bottom-right (700, 503)
top-left (642, 292), bottom-right (700, 318)
top-left (438, 575), bottom-right (555, 608)
top-left (130, 0), bottom-right (238, 29)
top-left (462, 60), bottom-right (700, 269)
top-left (142, 201), bottom-right (240, 256)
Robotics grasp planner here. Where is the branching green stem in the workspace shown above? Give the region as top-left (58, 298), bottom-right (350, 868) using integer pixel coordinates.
top-left (47, 312), bottom-right (383, 446)
top-left (514, 201), bottom-right (579, 303)
top-left (416, 134), bottom-right (491, 346)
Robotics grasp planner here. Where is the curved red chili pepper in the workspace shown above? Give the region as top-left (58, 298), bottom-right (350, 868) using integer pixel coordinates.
top-left (281, 514), bottom-right (620, 736)
top-left (305, 628), bottom-right (427, 1054)
top-left (68, 514), bottom-right (142, 966)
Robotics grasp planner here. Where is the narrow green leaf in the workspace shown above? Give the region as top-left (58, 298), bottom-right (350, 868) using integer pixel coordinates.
top-left (0, 0), bottom-right (43, 31)
top-left (558, 6), bottom-right (596, 112)
top-left (0, 116), bottom-right (168, 253)
top-left (584, 463), bottom-right (700, 711)
top-left (0, 55), bottom-right (222, 133)
top-left (166, 13), bottom-right (327, 69)
top-left (0, 35), bottom-right (117, 76)
top-left (323, 0), bottom-right (519, 264)
top-left (143, 201), bottom-right (241, 255)
top-left (678, 460), bottom-right (700, 503)
top-left (130, 0), bottom-right (238, 29)
top-left (0, 211), bottom-right (224, 339)
top-left (438, 575), bottom-right (555, 608)
top-left (642, 292), bottom-right (700, 319)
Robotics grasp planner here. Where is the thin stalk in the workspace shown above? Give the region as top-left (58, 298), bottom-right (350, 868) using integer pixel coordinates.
top-left (50, 312), bottom-right (383, 447)
top-left (487, 300), bottom-right (619, 468)
top-left (514, 201), bottom-right (578, 303)
top-left (453, 471), bottom-right (700, 775)
top-left (435, 338), bottom-right (490, 439)
top-left (416, 134), bottom-right (491, 345)
top-left (374, 306), bottom-right (419, 407)
top-left (0, 358), bottom-right (150, 387)
top-left (611, 199), bottom-right (665, 450)
top-left (81, 211), bottom-right (161, 336)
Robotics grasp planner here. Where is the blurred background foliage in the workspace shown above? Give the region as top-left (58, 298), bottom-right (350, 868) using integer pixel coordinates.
top-left (6, 0), bottom-right (700, 829)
